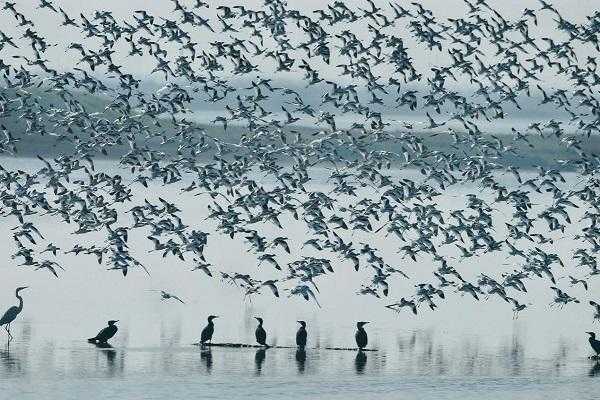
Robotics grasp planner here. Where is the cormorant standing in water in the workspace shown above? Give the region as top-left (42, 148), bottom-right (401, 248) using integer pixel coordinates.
top-left (200, 315), bottom-right (218, 345)
top-left (296, 321), bottom-right (307, 348)
top-left (255, 317), bottom-right (267, 346)
top-left (355, 321), bottom-right (369, 350)
top-left (587, 332), bottom-right (600, 355)
top-left (88, 320), bottom-right (118, 344)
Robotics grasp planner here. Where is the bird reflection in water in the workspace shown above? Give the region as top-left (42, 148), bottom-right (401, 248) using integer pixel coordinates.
top-left (94, 342), bottom-right (123, 376)
top-left (589, 362), bottom-right (600, 377)
top-left (355, 351), bottom-right (367, 374)
top-left (295, 349), bottom-right (306, 374)
top-left (201, 348), bottom-right (213, 373)
top-left (0, 349), bottom-right (23, 374)
top-left (255, 348), bottom-right (266, 375)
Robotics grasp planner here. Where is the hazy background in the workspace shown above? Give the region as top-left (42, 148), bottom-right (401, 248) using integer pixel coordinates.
top-left (1, 1), bottom-right (600, 399)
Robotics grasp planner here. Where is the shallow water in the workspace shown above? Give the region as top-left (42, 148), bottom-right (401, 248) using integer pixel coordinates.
top-left (2, 324), bottom-right (600, 400)
top-left (0, 158), bottom-right (598, 399)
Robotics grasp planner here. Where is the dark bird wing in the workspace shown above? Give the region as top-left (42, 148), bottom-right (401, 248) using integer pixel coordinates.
top-left (0, 306), bottom-right (19, 325)
top-left (90, 325), bottom-right (117, 342)
top-left (200, 324), bottom-right (213, 343)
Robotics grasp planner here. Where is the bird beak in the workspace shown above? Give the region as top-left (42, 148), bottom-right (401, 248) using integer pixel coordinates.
top-left (114, 320), bottom-right (119, 323)
top-left (587, 332), bottom-right (594, 335)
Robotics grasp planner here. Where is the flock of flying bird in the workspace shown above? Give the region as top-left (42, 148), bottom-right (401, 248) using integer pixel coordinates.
top-left (0, 0), bottom-right (600, 340)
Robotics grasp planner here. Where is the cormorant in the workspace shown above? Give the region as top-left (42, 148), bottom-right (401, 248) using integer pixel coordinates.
top-left (255, 317), bottom-right (267, 346)
top-left (88, 320), bottom-right (118, 344)
top-left (355, 321), bottom-right (369, 350)
top-left (587, 332), bottom-right (600, 355)
top-left (0, 286), bottom-right (28, 341)
top-left (296, 320), bottom-right (307, 348)
top-left (200, 315), bottom-right (218, 345)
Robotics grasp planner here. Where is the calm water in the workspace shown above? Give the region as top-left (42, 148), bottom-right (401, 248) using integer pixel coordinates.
top-left (0, 158), bottom-right (598, 399)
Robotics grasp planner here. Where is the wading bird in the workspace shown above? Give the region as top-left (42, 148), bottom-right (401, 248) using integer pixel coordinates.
top-left (0, 287), bottom-right (28, 342)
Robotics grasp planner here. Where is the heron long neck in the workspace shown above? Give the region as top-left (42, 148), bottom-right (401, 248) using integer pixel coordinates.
top-left (15, 293), bottom-right (23, 311)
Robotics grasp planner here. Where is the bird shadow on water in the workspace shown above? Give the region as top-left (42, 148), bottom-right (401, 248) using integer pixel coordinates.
top-left (295, 348), bottom-right (306, 374)
top-left (93, 343), bottom-right (123, 377)
top-left (355, 351), bottom-right (367, 374)
top-left (589, 362), bottom-right (600, 377)
top-left (255, 348), bottom-right (266, 375)
top-left (200, 348), bottom-right (213, 373)
top-left (0, 348), bottom-right (23, 375)
top-left (0, 321), bottom-right (30, 375)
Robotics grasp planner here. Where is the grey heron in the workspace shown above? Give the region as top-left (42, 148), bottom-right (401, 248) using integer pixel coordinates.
top-left (0, 287), bottom-right (28, 342)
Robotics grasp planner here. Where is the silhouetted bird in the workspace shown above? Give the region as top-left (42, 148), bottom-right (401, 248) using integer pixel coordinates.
top-left (0, 287), bottom-right (28, 341)
top-left (88, 320), bottom-right (118, 344)
top-left (200, 315), bottom-right (218, 345)
top-left (355, 321), bottom-right (369, 349)
top-left (296, 320), bottom-right (307, 348)
top-left (255, 317), bottom-right (267, 346)
top-left (588, 332), bottom-right (600, 356)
